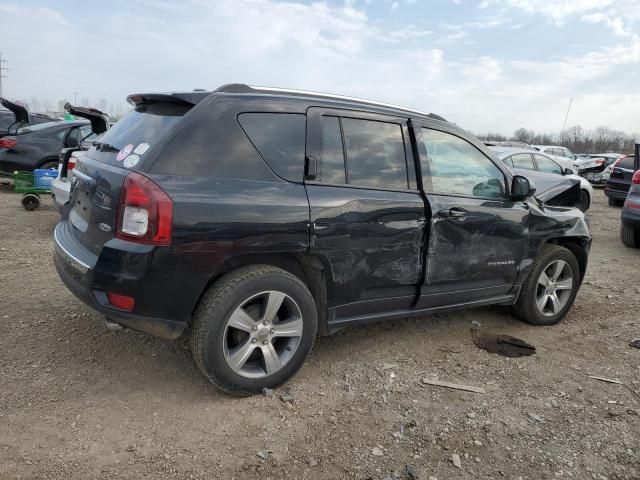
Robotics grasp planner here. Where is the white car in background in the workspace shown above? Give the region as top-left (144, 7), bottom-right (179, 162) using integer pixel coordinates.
top-left (532, 145), bottom-right (579, 172)
top-left (490, 146), bottom-right (593, 212)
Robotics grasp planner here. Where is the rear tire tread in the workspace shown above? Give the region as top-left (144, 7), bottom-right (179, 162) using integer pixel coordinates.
top-left (621, 223), bottom-right (639, 248)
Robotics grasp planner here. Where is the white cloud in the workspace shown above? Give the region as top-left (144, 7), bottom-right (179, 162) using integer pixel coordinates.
top-left (0, 0), bottom-right (638, 134)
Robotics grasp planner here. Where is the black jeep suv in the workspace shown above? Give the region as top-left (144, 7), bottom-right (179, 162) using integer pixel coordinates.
top-left (53, 84), bottom-right (591, 394)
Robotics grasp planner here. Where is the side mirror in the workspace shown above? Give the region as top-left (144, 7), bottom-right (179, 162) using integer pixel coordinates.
top-left (511, 175), bottom-right (536, 201)
top-left (563, 167), bottom-right (573, 175)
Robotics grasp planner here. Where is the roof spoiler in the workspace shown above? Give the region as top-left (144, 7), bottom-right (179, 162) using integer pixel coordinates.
top-left (126, 91), bottom-right (211, 107)
top-left (64, 103), bottom-right (110, 134)
top-left (1, 97), bottom-right (30, 134)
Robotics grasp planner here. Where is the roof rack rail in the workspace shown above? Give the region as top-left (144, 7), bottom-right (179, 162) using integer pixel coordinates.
top-left (214, 83), bottom-right (447, 122)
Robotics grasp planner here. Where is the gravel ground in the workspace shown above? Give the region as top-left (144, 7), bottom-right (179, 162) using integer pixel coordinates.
top-left (0, 185), bottom-right (639, 480)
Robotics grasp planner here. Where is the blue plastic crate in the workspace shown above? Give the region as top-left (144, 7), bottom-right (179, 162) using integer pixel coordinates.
top-left (33, 168), bottom-right (57, 189)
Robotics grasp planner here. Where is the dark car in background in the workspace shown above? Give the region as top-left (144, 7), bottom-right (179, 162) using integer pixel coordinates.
top-left (605, 154), bottom-right (635, 206)
top-left (53, 84), bottom-right (591, 394)
top-left (0, 97), bottom-right (57, 138)
top-left (0, 120), bottom-right (90, 176)
top-left (621, 169), bottom-right (640, 248)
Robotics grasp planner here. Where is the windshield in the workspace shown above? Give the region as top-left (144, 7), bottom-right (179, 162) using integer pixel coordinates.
top-left (85, 103), bottom-right (190, 167)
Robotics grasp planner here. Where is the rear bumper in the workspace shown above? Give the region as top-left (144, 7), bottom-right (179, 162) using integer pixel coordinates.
top-left (622, 202), bottom-right (640, 228)
top-left (604, 186), bottom-right (629, 201)
top-left (53, 222), bottom-right (187, 339)
top-left (51, 177), bottom-right (70, 213)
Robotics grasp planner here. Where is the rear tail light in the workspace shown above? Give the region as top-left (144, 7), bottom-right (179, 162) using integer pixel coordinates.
top-left (632, 170), bottom-right (640, 185)
top-left (107, 292), bottom-right (135, 311)
top-left (116, 172), bottom-right (173, 246)
top-left (68, 158), bottom-right (76, 171)
top-left (0, 138), bottom-right (16, 149)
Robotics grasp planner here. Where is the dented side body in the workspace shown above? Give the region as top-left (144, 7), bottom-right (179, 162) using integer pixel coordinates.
top-left (53, 90), bottom-right (591, 339)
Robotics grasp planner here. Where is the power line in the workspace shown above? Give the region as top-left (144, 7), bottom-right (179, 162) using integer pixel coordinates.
top-left (0, 52), bottom-right (8, 98)
top-left (560, 97), bottom-right (573, 141)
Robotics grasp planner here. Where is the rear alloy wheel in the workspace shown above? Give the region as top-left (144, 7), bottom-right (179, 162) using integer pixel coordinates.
top-left (621, 223), bottom-right (640, 248)
top-left (576, 190), bottom-right (590, 212)
top-left (190, 265), bottom-right (317, 395)
top-left (514, 245), bottom-right (580, 326)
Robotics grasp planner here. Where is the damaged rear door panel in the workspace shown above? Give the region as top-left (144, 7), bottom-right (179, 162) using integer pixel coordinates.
top-left (414, 125), bottom-right (529, 308)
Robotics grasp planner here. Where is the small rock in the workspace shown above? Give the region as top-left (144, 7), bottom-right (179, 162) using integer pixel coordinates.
top-left (308, 457), bottom-right (318, 467)
top-left (473, 440), bottom-right (483, 447)
top-left (279, 390), bottom-right (294, 403)
top-left (404, 464), bottom-right (418, 479)
top-left (467, 412), bottom-right (476, 419)
top-left (382, 363), bottom-right (399, 370)
top-left (471, 320), bottom-right (482, 327)
top-left (372, 447), bottom-right (384, 457)
top-left (452, 453), bottom-right (462, 469)
top-left (429, 477), bottom-right (438, 480)
top-left (262, 388), bottom-right (274, 398)
top-left (527, 412), bottom-right (545, 423)
top-left (126, 445), bottom-right (136, 452)
top-left (630, 339), bottom-right (640, 349)
top-left (256, 450), bottom-right (270, 460)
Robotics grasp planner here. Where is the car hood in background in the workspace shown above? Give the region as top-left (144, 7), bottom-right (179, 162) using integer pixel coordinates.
top-left (64, 103), bottom-right (110, 134)
top-left (0, 97), bottom-right (29, 125)
top-left (512, 168), bottom-right (581, 206)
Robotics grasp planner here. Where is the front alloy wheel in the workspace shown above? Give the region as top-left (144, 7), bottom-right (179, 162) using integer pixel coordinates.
top-left (535, 260), bottom-right (574, 316)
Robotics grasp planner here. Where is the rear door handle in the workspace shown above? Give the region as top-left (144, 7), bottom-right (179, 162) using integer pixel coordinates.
top-left (438, 207), bottom-right (467, 219)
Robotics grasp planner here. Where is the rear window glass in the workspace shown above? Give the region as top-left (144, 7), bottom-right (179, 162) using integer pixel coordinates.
top-left (510, 153), bottom-right (534, 170)
top-left (87, 103), bottom-right (189, 165)
top-left (238, 113), bottom-right (306, 182)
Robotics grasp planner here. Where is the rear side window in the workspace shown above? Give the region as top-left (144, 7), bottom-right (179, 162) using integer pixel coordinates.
top-left (341, 118), bottom-right (408, 189)
top-left (319, 116), bottom-right (346, 184)
top-left (238, 113), bottom-right (306, 182)
top-left (87, 103), bottom-right (190, 166)
top-left (510, 153), bottom-right (535, 170)
top-left (502, 157), bottom-right (514, 168)
top-left (619, 156), bottom-right (635, 169)
top-left (534, 155), bottom-right (563, 174)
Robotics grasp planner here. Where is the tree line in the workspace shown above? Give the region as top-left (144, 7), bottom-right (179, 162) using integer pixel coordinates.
top-left (477, 126), bottom-right (638, 154)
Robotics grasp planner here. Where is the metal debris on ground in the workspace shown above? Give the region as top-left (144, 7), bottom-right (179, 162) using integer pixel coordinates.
top-left (471, 329), bottom-right (536, 357)
top-left (256, 449), bottom-right (270, 460)
top-left (420, 378), bottom-right (486, 394)
top-left (588, 375), bottom-right (623, 385)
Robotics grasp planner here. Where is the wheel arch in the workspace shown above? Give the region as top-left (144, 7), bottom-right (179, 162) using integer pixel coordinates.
top-left (544, 236), bottom-right (590, 284)
top-left (38, 156), bottom-right (60, 168)
top-left (191, 253), bottom-right (330, 335)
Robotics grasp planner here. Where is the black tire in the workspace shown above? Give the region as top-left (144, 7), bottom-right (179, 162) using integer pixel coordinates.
top-left (21, 193), bottom-right (40, 211)
top-left (621, 223), bottom-right (639, 248)
top-left (190, 265), bottom-right (318, 395)
top-left (513, 244), bottom-right (580, 326)
top-left (39, 160), bottom-right (59, 170)
top-left (608, 197), bottom-right (621, 207)
top-left (577, 190), bottom-right (590, 212)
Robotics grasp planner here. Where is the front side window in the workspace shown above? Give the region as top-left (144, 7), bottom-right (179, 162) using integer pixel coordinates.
top-left (419, 128), bottom-right (505, 198)
top-left (341, 118), bottom-right (408, 189)
top-left (238, 113), bottom-right (306, 182)
top-left (510, 153), bottom-right (535, 170)
top-left (534, 154), bottom-right (563, 174)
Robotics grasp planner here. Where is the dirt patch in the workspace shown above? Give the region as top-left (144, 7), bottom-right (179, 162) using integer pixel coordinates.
top-left (1, 187), bottom-right (639, 480)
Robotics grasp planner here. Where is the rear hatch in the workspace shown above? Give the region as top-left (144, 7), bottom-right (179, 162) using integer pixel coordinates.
top-left (0, 98), bottom-right (29, 134)
top-left (608, 155), bottom-right (634, 193)
top-left (67, 97), bottom-right (196, 255)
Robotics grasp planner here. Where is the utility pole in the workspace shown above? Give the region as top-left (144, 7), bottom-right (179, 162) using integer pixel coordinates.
top-left (560, 97), bottom-right (573, 143)
top-left (0, 52), bottom-right (8, 98)
top-left (74, 91), bottom-right (78, 104)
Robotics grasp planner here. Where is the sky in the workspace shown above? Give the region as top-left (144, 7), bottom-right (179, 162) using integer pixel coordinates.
top-left (0, 0), bottom-right (639, 135)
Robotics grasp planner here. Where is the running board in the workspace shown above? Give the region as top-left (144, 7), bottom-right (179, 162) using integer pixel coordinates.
top-left (327, 295), bottom-right (516, 331)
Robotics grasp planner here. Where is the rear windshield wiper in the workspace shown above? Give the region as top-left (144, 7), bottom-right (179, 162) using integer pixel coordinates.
top-left (93, 141), bottom-right (119, 152)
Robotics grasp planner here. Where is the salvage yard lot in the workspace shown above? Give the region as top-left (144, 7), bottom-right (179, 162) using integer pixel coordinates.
top-left (0, 186), bottom-right (638, 480)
